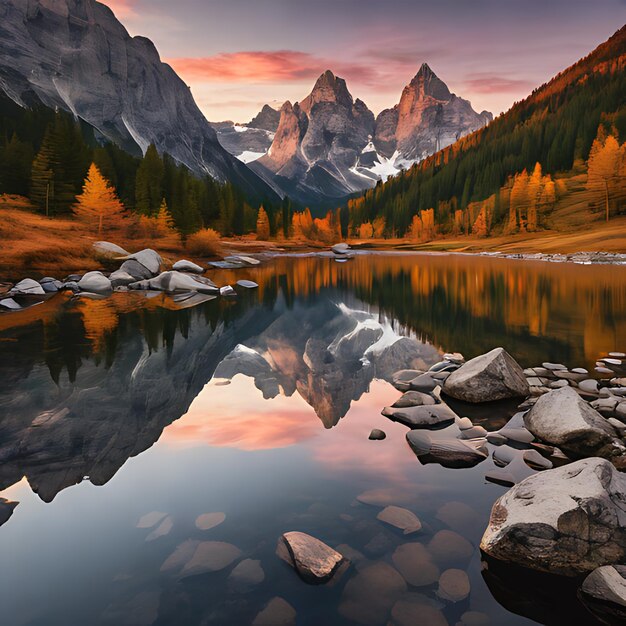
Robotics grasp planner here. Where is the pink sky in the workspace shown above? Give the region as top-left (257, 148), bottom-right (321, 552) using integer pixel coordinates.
top-left (103, 0), bottom-right (625, 123)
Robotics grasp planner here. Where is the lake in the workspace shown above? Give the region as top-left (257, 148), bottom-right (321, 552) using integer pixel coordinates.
top-left (1, 252), bottom-right (625, 626)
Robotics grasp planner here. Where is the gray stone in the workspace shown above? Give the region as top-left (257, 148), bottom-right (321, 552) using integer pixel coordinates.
top-left (579, 379), bottom-right (600, 394)
top-left (10, 278), bottom-right (45, 296)
top-left (522, 449), bottom-right (553, 470)
top-left (78, 271), bottom-right (112, 294)
top-left (236, 279), bottom-right (259, 289)
top-left (93, 241), bottom-right (129, 257)
top-left (480, 458), bottom-right (626, 575)
top-left (382, 404), bottom-right (457, 429)
top-left (135, 271), bottom-right (218, 294)
top-left (0, 297), bottom-right (21, 310)
top-left (428, 530), bottom-right (474, 567)
top-left (409, 373), bottom-right (438, 392)
top-left (172, 259), bottom-right (204, 273)
top-left (580, 565), bottom-right (626, 620)
top-left (368, 429), bottom-right (386, 440)
top-left (220, 285), bottom-right (237, 297)
top-left (228, 559), bottom-right (265, 591)
top-left (109, 270), bottom-right (136, 287)
top-left (391, 391), bottom-right (437, 408)
top-left (281, 531), bottom-right (344, 583)
top-left (407, 432), bottom-right (488, 468)
top-left (524, 386), bottom-right (616, 456)
top-left (443, 347), bottom-right (529, 403)
top-left (119, 259), bottom-right (153, 281)
top-left (124, 249), bottom-right (162, 275)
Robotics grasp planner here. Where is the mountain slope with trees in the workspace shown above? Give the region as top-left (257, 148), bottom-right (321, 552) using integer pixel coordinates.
top-left (345, 26), bottom-right (626, 240)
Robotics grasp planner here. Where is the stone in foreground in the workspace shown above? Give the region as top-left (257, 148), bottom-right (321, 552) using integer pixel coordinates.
top-left (78, 271), bottom-right (112, 294)
top-left (382, 404), bottom-right (457, 429)
top-left (252, 597), bottom-right (296, 626)
top-left (580, 565), bottom-right (626, 623)
top-left (407, 431), bottom-right (488, 468)
top-left (480, 458), bottom-right (626, 576)
top-left (437, 568), bottom-right (470, 602)
top-left (443, 347), bottom-right (529, 403)
top-left (172, 259), bottom-right (204, 273)
top-left (376, 505), bottom-right (421, 534)
top-left (281, 531), bottom-right (344, 583)
top-left (524, 386), bottom-right (617, 456)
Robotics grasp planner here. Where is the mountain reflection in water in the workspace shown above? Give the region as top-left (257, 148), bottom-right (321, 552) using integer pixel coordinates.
top-left (0, 253), bottom-right (625, 626)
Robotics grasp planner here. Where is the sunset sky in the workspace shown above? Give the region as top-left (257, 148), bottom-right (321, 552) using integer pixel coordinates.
top-left (106, 0), bottom-right (625, 123)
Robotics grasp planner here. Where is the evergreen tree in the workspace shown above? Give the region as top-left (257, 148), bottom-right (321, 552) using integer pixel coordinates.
top-left (135, 144), bottom-right (164, 215)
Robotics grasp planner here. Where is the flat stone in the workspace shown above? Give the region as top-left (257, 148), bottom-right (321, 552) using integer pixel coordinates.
top-left (368, 429), bottom-right (386, 440)
top-left (480, 458), bottom-right (626, 575)
top-left (436, 501), bottom-right (482, 536)
top-left (136, 511), bottom-right (168, 529)
top-left (522, 449), bottom-right (553, 470)
top-left (458, 417), bottom-right (473, 430)
top-left (145, 515), bottom-right (173, 541)
top-left (281, 531), bottom-right (344, 583)
top-left (228, 558), bottom-right (265, 591)
top-left (160, 540), bottom-right (201, 574)
top-left (376, 505), bottom-right (421, 535)
top-left (437, 568), bottom-right (470, 602)
top-left (609, 352), bottom-right (626, 358)
top-left (0, 297), bottom-right (21, 310)
top-left (486, 432), bottom-right (508, 445)
top-left (444, 352), bottom-right (465, 363)
top-left (180, 541), bottom-right (242, 577)
top-left (443, 347), bottom-right (529, 403)
top-left (428, 530), bottom-right (474, 567)
top-left (407, 432), bottom-right (488, 468)
top-left (382, 404), bottom-right (457, 429)
top-left (542, 362), bottom-right (567, 371)
top-left (392, 542), bottom-right (440, 586)
top-left (195, 512), bottom-right (226, 531)
top-left (579, 379), bottom-right (600, 394)
top-left (458, 425), bottom-right (488, 439)
top-left (236, 279), bottom-right (259, 288)
top-left (252, 597), bottom-right (296, 626)
top-left (93, 241), bottom-right (129, 256)
top-left (485, 469), bottom-right (517, 487)
top-left (409, 373), bottom-right (438, 392)
top-left (338, 562), bottom-right (406, 625)
top-left (391, 391), bottom-right (437, 408)
top-left (580, 565), bottom-right (626, 621)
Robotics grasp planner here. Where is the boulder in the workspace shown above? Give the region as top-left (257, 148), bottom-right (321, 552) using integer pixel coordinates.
top-left (280, 531), bottom-right (344, 583)
top-left (93, 241), bottom-right (129, 257)
top-left (119, 259), bottom-right (153, 281)
top-left (109, 270), bottom-right (136, 287)
top-left (132, 271), bottom-right (218, 294)
top-left (228, 558), bottom-right (265, 591)
top-left (77, 271), bottom-right (112, 294)
top-left (220, 285), bottom-right (237, 297)
top-left (124, 248), bottom-right (162, 275)
top-left (376, 505), bottom-right (422, 534)
top-left (409, 373), bottom-right (438, 392)
top-left (331, 243), bottom-right (351, 254)
top-left (0, 298), bottom-right (22, 311)
top-left (39, 277), bottom-right (62, 292)
top-left (391, 390), bottom-right (437, 408)
top-left (443, 347), bottom-right (529, 403)
top-left (9, 278), bottom-right (45, 296)
top-left (392, 542), bottom-right (439, 586)
top-left (580, 565), bottom-right (626, 623)
top-left (382, 404), bottom-right (457, 429)
top-left (480, 458), bottom-right (626, 575)
top-left (524, 386), bottom-right (617, 456)
top-left (172, 259), bottom-right (204, 273)
top-left (179, 541), bottom-right (242, 577)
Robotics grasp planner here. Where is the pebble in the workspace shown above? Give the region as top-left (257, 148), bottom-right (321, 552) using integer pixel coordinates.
top-left (579, 379), bottom-right (599, 394)
top-left (195, 512), bottom-right (226, 531)
top-left (377, 505), bottom-right (422, 535)
top-left (368, 429), bottom-right (386, 440)
top-left (522, 449), bottom-right (553, 470)
top-left (437, 568), bottom-right (470, 602)
top-left (609, 352), bottom-right (626, 358)
top-left (457, 417), bottom-right (473, 430)
top-left (542, 362), bottom-right (567, 371)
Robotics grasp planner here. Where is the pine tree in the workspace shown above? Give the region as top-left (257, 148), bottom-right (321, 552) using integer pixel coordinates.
top-left (73, 163), bottom-right (126, 235)
top-left (135, 144), bottom-right (164, 215)
top-left (30, 127), bottom-right (56, 215)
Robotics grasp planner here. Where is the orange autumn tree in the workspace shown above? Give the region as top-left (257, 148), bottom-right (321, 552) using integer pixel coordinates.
top-left (587, 129), bottom-right (622, 221)
top-left (256, 206), bottom-right (270, 239)
top-left (73, 163), bottom-right (126, 235)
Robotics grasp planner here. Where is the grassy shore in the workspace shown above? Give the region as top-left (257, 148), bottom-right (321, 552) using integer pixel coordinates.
top-left (1, 196), bottom-right (625, 279)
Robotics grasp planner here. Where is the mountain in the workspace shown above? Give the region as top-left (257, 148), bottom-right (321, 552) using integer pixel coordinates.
top-left (243, 68), bottom-right (490, 206)
top-left (0, 0), bottom-right (276, 200)
top-left (374, 63), bottom-right (492, 162)
top-left (211, 105), bottom-right (280, 164)
top-left (346, 26), bottom-right (626, 239)
top-left (250, 71), bottom-right (376, 206)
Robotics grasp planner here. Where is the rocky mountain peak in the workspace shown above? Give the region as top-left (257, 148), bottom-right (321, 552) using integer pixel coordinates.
top-left (247, 104), bottom-right (280, 132)
top-left (407, 63), bottom-right (451, 101)
top-left (300, 70), bottom-right (353, 113)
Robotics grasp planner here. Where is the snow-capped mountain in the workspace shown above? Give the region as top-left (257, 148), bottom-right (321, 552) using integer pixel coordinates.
top-left (0, 0), bottom-right (277, 200)
top-left (211, 104), bottom-right (280, 164)
top-left (231, 67), bottom-right (491, 205)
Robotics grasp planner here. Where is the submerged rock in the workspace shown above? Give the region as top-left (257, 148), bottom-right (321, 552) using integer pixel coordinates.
top-left (407, 431), bottom-right (488, 468)
top-left (136, 511), bottom-right (168, 529)
top-left (252, 597), bottom-right (296, 626)
top-left (376, 505), bottom-right (422, 534)
top-left (228, 558), bottom-right (265, 591)
top-left (392, 542), bottom-right (440, 586)
top-left (195, 512), bottom-right (226, 531)
top-left (437, 568), bottom-right (470, 602)
top-left (382, 404), bottom-right (457, 429)
top-left (281, 531), bottom-right (344, 583)
top-left (443, 347), bottom-right (529, 403)
top-left (480, 458), bottom-right (626, 576)
top-left (180, 541), bottom-right (242, 577)
top-left (524, 386), bottom-right (617, 456)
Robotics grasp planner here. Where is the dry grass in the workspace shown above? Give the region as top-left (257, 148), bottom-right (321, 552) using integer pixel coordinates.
top-left (185, 228), bottom-right (223, 257)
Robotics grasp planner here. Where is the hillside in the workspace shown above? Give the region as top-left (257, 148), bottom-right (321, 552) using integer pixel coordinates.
top-left (345, 26), bottom-right (626, 242)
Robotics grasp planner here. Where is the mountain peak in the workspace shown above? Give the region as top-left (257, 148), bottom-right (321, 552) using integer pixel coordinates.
top-left (300, 70), bottom-right (353, 113)
top-left (408, 63), bottom-right (451, 101)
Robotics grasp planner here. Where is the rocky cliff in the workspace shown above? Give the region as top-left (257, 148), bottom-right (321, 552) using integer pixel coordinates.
top-left (374, 63), bottom-right (492, 163)
top-left (0, 0), bottom-right (276, 199)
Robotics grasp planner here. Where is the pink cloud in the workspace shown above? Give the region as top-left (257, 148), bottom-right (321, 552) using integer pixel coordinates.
top-left (100, 0), bottom-right (136, 18)
top-left (463, 74), bottom-right (537, 94)
top-left (167, 50), bottom-right (379, 84)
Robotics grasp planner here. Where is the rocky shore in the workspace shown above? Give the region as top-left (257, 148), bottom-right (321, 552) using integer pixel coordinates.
top-left (0, 241), bottom-right (261, 313)
top-left (479, 250), bottom-right (626, 265)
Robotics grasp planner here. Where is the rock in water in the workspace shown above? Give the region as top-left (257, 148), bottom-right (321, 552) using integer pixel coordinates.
top-left (382, 404), bottom-right (457, 428)
top-left (523, 386), bottom-right (617, 456)
top-left (281, 531), bottom-right (344, 583)
top-left (480, 458), bottom-right (626, 576)
top-left (236, 279), bottom-right (259, 289)
top-left (443, 347), bottom-right (529, 403)
top-left (124, 249), bottom-right (162, 275)
top-left (437, 568), bottom-right (470, 602)
top-left (391, 390), bottom-right (437, 408)
top-left (252, 597), bottom-right (296, 626)
top-left (9, 278), bottom-right (45, 296)
top-left (179, 541), bottom-right (242, 577)
top-left (77, 271), bottom-right (112, 293)
top-left (407, 431), bottom-right (488, 468)
top-left (172, 259), bottom-right (204, 273)
top-left (392, 542), bottom-right (440, 587)
top-left (376, 505), bottom-right (422, 534)
top-left (109, 270), bottom-right (136, 287)
top-left (119, 259), bottom-right (153, 281)
top-left (368, 429), bottom-right (386, 440)
top-left (580, 565), bottom-right (626, 622)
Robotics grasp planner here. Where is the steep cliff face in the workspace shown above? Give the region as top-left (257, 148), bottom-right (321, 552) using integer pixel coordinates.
top-left (0, 0), bottom-right (276, 199)
top-left (251, 71), bottom-right (376, 205)
top-left (375, 63), bottom-right (492, 162)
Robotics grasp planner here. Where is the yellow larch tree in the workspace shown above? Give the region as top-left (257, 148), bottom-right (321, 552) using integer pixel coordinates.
top-left (73, 163), bottom-right (126, 235)
top-left (587, 131), bottom-right (621, 221)
top-left (256, 206), bottom-right (271, 240)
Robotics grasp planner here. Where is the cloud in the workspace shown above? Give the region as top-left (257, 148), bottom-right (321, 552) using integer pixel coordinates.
top-left (463, 73), bottom-right (537, 94)
top-left (167, 50), bottom-right (379, 84)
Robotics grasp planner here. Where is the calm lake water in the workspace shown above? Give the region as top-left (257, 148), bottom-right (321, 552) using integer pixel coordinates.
top-left (1, 253), bottom-right (626, 626)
